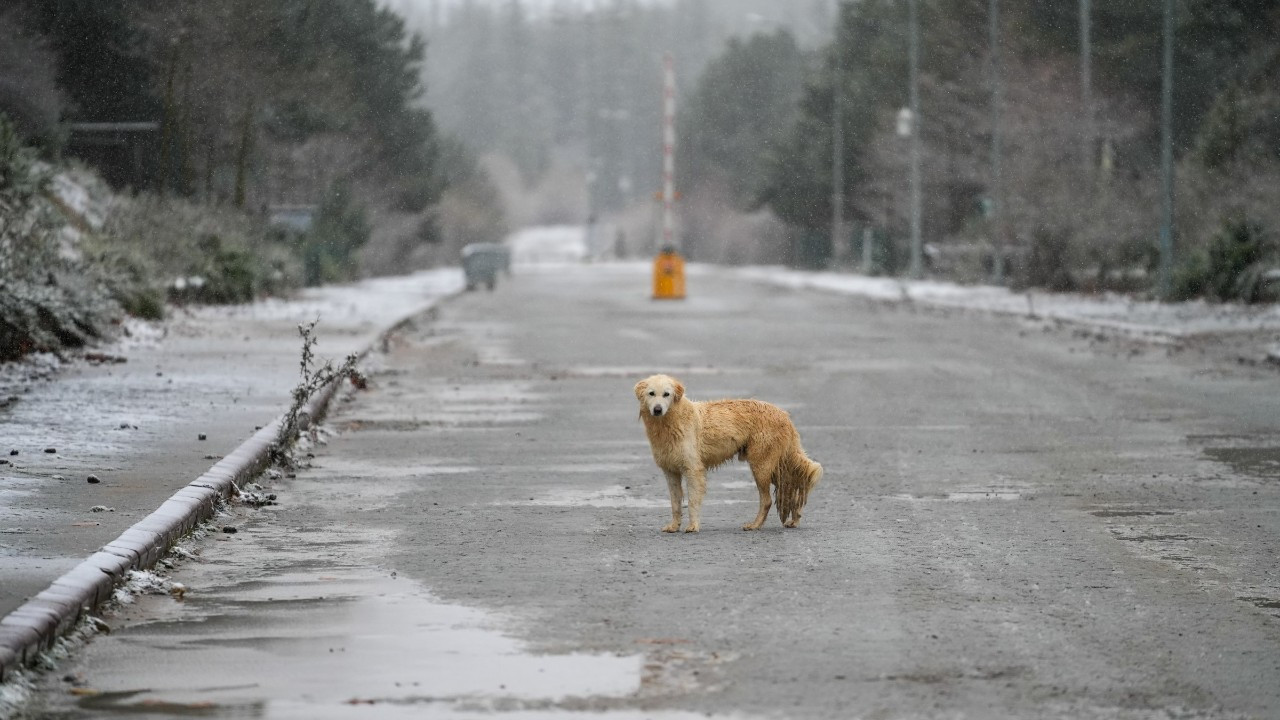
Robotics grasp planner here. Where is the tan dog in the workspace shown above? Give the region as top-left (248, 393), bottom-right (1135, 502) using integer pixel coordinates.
top-left (634, 374), bottom-right (823, 533)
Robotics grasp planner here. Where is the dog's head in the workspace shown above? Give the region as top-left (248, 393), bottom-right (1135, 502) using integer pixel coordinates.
top-left (634, 374), bottom-right (684, 419)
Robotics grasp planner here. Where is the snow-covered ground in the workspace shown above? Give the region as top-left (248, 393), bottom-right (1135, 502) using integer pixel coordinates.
top-left (175, 269), bottom-right (465, 332)
top-left (0, 268), bottom-right (464, 627)
top-left (731, 266), bottom-right (1280, 339)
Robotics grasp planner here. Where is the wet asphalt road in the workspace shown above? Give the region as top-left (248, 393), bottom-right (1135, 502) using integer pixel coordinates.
top-left (30, 264), bottom-right (1280, 719)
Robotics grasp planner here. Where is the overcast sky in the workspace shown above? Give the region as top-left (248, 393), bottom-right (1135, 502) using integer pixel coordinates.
top-left (383, 0), bottom-right (674, 24)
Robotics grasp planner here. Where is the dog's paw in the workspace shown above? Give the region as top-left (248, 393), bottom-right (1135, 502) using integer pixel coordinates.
top-left (683, 525), bottom-right (700, 533)
top-left (782, 519), bottom-right (798, 528)
top-left (742, 523), bottom-right (760, 531)
top-left (661, 523), bottom-right (680, 533)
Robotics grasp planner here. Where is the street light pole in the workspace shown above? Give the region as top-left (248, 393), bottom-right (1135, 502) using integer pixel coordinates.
top-left (661, 54), bottom-right (678, 253)
top-left (1079, 0), bottom-right (1094, 178)
top-left (831, 9), bottom-right (847, 268)
top-left (1158, 0), bottom-right (1174, 299)
top-left (907, 0), bottom-right (923, 279)
top-left (989, 0), bottom-right (1004, 285)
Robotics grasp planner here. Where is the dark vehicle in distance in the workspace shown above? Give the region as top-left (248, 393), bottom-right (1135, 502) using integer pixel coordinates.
top-left (461, 243), bottom-right (510, 291)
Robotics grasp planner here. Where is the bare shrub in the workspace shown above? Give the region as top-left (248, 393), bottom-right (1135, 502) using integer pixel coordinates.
top-left (1, 117), bottom-right (120, 359)
top-left (103, 192), bottom-right (300, 302)
top-left (272, 319), bottom-right (360, 464)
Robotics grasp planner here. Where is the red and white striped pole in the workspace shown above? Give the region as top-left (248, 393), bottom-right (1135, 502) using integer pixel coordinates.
top-left (661, 53), bottom-right (677, 251)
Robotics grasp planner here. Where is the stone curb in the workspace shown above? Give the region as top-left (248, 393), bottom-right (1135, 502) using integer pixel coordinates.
top-left (0, 300), bottom-right (448, 682)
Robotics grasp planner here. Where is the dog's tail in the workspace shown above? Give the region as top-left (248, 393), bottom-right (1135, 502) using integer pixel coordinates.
top-left (776, 449), bottom-right (823, 523)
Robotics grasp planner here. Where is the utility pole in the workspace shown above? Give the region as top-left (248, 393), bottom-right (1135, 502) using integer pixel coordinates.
top-left (660, 53), bottom-right (678, 253)
top-left (989, 0), bottom-right (1004, 285)
top-left (1079, 0), bottom-right (1094, 177)
top-left (907, 0), bottom-right (923, 278)
top-left (831, 5), bottom-right (847, 267)
top-left (1158, 0), bottom-right (1174, 299)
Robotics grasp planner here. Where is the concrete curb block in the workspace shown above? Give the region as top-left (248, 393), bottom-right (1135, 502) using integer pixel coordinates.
top-left (0, 297), bottom-right (451, 683)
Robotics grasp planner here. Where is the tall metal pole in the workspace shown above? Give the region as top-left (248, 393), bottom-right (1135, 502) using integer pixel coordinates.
top-left (907, 0), bottom-right (923, 278)
top-left (1158, 0), bottom-right (1174, 299)
top-left (989, 0), bottom-right (1004, 285)
top-left (831, 8), bottom-right (847, 268)
top-left (1079, 0), bottom-right (1094, 177)
top-left (661, 53), bottom-right (678, 252)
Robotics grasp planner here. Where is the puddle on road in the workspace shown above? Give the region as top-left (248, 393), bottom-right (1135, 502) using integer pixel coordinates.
top-left (305, 456), bottom-right (478, 481)
top-left (1189, 434), bottom-right (1280, 481)
top-left (1088, 509), bottom-right (1176, 518)
top-left (1202, 446), bottom-right (1280, 480)
top-left (1109, 532), bottom-right (1202, 542)
top-left (539, 462), bottom-right (640, 474)
top-left (508, 485), bottom-right (667, 508)
top-left (1236, 594), bottom-right (1280, 612)
top-left (892, 485), bottom-right (1029, 502)
top-left (348, 380), bottom-right (545, 428)
top-left (63, 533), bottom-right (651, 719)
top-left (505, 484), bottom-right (751, 508)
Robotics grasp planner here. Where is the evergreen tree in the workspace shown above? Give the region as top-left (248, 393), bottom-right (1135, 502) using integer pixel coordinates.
top-left (34, 0), bottom-right (159, 122)
top-left (679, 30), bottom-right (811, 208)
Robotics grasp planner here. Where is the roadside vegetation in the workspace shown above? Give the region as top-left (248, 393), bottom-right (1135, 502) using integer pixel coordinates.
top-left (0, 117), bottom-right (120, 361)
top-left (700, 0), bottom-right (1280, 300)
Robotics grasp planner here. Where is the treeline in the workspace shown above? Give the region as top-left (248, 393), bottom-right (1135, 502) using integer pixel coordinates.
top-left (12, 0), bottom-right (440, 210)
top-left (388, 0), bottom-right (835, 222)
top-left (0, 0), bottom-right (508, 360)
top-left (684, 0), bottom-right (1280, 299)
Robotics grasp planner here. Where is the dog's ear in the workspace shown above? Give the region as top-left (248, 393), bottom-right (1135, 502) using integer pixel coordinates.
top-left (672, 380), bottom-right (684, 403)
top-left (633, 379), bottom-right (647, 400)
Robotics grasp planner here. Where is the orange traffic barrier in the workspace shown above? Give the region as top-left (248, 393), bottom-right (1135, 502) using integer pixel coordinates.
top-left (652, 248), bottom-right (686, 300)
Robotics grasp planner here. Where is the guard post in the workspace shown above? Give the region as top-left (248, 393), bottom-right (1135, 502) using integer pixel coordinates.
top-left (652, 246), bottom-right (685, 300)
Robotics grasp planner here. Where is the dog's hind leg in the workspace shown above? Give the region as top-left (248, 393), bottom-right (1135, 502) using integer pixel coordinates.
top-left (684, 467), bottom-right (707, 533)
top-left (742, 459), bottom-right (778, 531)
top-left (661, 470), bottom-right (683, 533)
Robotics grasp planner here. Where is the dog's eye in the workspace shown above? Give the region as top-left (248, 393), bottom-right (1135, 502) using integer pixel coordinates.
top-left (662, 392), bottom-right (670, 397)
top-left (648, 391), bottom-right (655, 396)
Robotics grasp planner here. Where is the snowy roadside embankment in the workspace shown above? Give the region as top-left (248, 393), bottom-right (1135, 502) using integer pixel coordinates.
top-left (174, 269), bottom-right (465, 333)
top-left (0, 268), bottom-right (463, 631)
top-left (731, 266), bottom-right (1280, 340)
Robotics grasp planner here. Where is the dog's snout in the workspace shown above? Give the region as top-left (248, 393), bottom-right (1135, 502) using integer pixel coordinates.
top-left (652, 406), bottom-right (664, 416)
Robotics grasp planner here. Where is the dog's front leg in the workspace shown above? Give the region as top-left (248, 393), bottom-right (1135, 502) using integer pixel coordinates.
top-left (661, 470), bottom-right (683, 533)
top-left (684, 467), bottom-right (706, 533)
